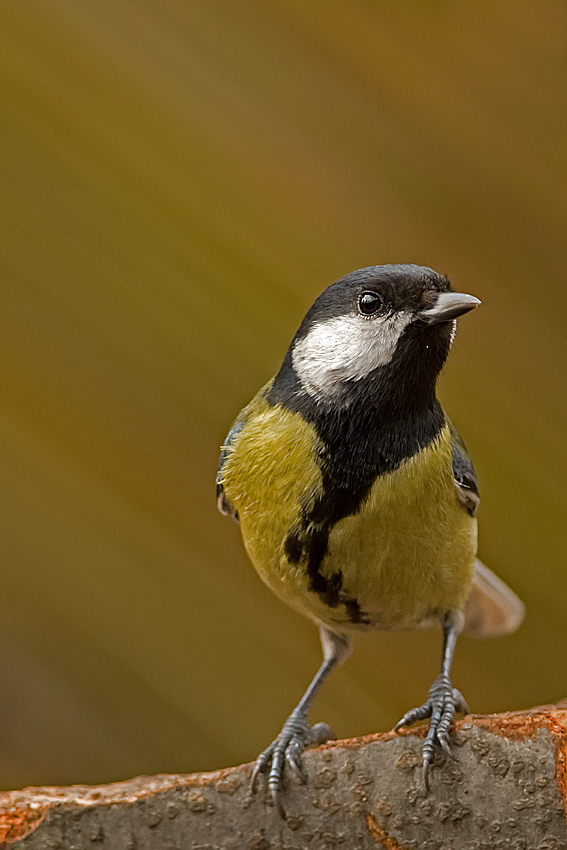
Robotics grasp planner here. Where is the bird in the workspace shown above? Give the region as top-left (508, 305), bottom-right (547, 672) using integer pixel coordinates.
top-left (216, 263), bottom-right (524, 817)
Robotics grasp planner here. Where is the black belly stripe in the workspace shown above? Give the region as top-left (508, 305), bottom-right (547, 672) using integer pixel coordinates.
top-left (284, 488), bottom-right (375, 625)
top-left (285, 526), bottom-right (370, 624)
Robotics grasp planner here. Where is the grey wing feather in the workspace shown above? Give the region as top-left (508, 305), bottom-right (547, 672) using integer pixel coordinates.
top-left (449, 419), bottom-right (525, 636)
top-left (465, 559), bottom-right (525, 638)
top-left (449, 418), bottom-right (480, 516)
top-left (216, 379), bottom-right (275, 522)
top-left (216, 419), bottom-right (245, 522)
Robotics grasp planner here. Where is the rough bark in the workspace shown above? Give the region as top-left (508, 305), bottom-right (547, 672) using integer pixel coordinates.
top-left (2, 702), bottom-right (567, 849)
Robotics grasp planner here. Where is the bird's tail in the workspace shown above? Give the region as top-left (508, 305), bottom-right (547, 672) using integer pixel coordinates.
top-left (464, 559), bottom-right (525, 638)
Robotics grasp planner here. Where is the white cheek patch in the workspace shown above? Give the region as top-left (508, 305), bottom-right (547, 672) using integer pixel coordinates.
top-left (292, 312), bottom-right (413, 397)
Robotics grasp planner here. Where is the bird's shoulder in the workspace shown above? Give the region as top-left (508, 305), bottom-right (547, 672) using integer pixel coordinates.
top-left (216, 379), bottom-right (275, 520)
top-left (448, 417), bottom-right (480, 516)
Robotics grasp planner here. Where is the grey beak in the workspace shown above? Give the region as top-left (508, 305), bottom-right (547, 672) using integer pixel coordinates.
top-left (417, 291), bottom-right (481, 325)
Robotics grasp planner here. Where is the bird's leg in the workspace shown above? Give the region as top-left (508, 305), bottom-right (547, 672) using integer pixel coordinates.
top-left (251, 626), bottom-right (351, 818)
top-left (395, 610), bottom-right (469, 788)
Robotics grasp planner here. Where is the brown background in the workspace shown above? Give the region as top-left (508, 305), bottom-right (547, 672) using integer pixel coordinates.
top-left (0, 0), bottom-right (566, 789)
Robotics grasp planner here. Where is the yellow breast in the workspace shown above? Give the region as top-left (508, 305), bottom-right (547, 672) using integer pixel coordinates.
top-left (326, 429), bottom-right (477, 629)
top-left (220, 398), bottom-right (477, 632)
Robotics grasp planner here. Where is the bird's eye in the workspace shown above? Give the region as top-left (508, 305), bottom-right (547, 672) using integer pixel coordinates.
top-left (358, 291), bottom-right (383, 315)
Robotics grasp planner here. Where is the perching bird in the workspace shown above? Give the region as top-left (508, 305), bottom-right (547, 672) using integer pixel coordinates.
top-left (216, 264), bottom-right (524, 816)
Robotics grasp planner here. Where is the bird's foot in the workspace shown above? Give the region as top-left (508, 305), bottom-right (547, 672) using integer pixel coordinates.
top-left (251, 710), bottom-right (335, 818)
top-left (394, 674), bottom-right (469, 789)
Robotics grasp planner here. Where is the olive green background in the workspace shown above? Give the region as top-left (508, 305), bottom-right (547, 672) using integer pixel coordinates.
top-left (0, 0), bottom-right (565, 789)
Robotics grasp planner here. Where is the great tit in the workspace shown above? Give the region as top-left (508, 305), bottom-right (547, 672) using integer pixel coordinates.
top-left (216, 264), bottom-right (524, 816)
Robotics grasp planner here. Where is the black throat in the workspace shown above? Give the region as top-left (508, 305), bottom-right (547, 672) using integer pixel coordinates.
top-left (267, 321), bottom-right (449, 623)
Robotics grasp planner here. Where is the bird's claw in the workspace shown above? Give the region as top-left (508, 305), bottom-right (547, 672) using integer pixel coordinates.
top-left (251, 712), bottom-right (335, 818)
top-left (395, 674), bottom-right (469, 788)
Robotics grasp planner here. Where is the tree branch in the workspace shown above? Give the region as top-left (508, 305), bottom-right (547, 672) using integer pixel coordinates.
top-left (2, 702), bottom-right (567, 849)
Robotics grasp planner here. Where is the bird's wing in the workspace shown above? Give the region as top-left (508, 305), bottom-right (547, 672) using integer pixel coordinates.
top-left (464, 559), bottom-right (525, 638)
top-left (216, 379), bottom-right (274, 521)
top-left (448, 418), bottom-right (480, 516)
top-left (449, 419), bottom-right (525, 636)
top-left (216, 419), bottom-right (245, 521)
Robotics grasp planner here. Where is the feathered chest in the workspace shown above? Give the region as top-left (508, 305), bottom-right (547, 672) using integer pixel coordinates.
top-left (220, 398), bottom-right (476, 629)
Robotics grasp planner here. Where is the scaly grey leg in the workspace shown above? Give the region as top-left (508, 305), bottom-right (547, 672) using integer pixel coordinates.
top-left (251, 626), bottom-right (351, 818)
top-left (395, 610), bottom-right (469, 788)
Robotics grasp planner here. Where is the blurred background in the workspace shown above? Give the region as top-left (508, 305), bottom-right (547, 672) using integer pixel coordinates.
top-left (0, 0), bottom-right (566, 790)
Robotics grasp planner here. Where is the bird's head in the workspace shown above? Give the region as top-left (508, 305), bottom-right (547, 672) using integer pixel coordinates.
top-left (289, 264), bottom-right (480, 404)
